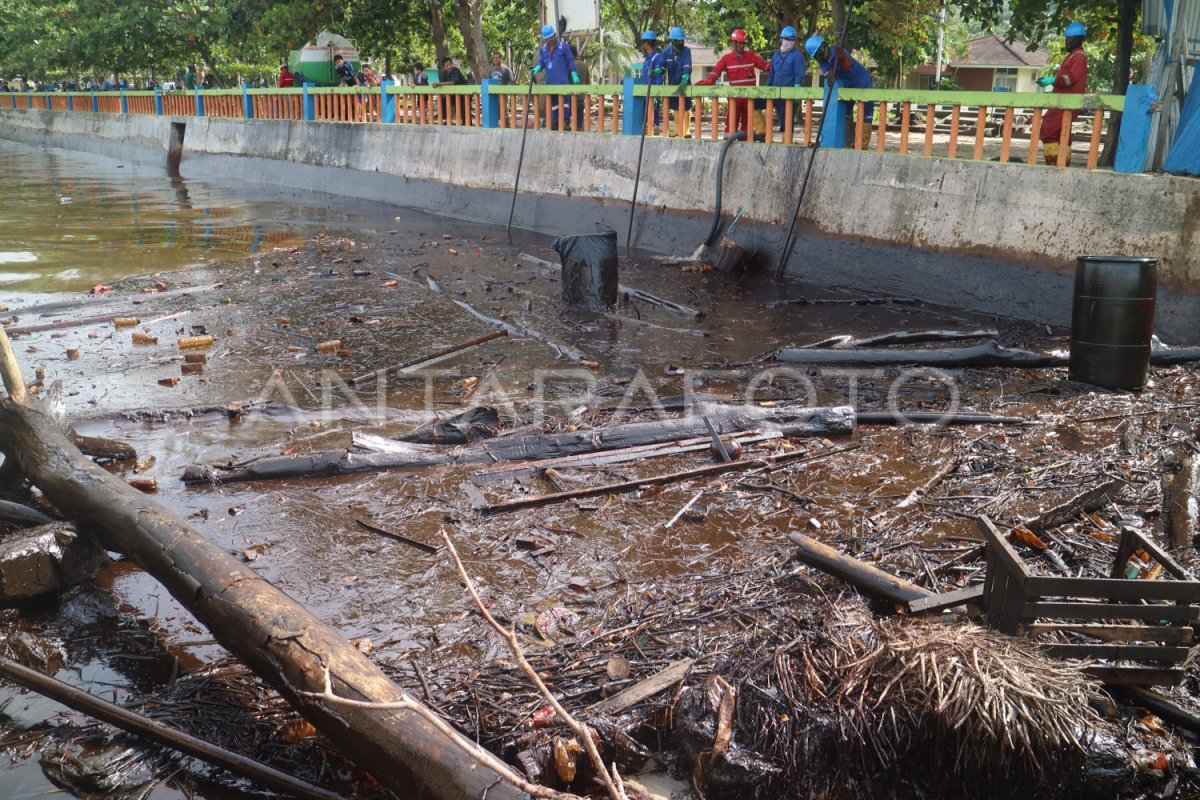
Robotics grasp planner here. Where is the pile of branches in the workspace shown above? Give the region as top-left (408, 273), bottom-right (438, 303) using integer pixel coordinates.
top-left (736, 614), bottom-right (1111, 800)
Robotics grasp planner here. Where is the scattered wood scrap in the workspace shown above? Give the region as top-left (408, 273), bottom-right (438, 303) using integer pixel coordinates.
top-left (787, 532), bottom-right (933, 604)
top-left (803, 329), bottom-right (999, 349)
top-left (775, 340), bottom-right (1200, 368)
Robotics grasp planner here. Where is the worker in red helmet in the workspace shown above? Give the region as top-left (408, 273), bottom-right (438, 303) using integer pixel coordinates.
top-left (697, 28), bottom-right (770, 138)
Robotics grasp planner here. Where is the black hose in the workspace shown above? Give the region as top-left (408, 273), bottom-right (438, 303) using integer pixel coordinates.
top-left (772, 3), bottom-right (858, 280)
top-left (703, 130), bottom-right (748, 247)
top-left (506, 77), bottom-right (537, 244)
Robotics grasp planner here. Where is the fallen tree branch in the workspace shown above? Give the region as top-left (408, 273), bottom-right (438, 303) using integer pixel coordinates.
top-left (776, 340), bottom-right (1200, 369)
top-left (0, 498), bottom-right (55, 526)
top-left (0, 657), bottom-right (340, 800)
top-left (0, 326), bottom-right (27, 403)
top-left (355, 518), bottom-right (439, 554)
top-left (0, 399), bottom-right (525, 800)
top-left (442, 530), bottom-right (624, 800)
top-left (348, 330), bottom-right (508, 387)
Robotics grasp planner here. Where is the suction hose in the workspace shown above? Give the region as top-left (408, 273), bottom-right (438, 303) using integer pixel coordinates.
top-left (704, 131), bottom-right (748, 247)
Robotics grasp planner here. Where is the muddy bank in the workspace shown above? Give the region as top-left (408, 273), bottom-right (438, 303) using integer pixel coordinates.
top-left (2, 218), bottom-right (1200, 799)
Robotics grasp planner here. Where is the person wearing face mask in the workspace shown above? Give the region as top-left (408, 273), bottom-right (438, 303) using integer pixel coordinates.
top-left (766, 26), bottom-right (806, 133)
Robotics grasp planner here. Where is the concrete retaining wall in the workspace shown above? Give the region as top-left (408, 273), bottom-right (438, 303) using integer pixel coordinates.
top-left (2, 108), bottom-right (1198, 338)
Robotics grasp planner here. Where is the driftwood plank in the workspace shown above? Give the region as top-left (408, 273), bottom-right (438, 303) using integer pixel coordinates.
top-left (1086, 667), bottom-right (1185, 686)
top-left (1022, 601), bottom-right (1199, 623)
top-left (586, 658), bottom-right (695, 714)
top-left (1042, 644), bottom-right (1192, 662)
top-left (1022, 623), bottom-right (1194, 643)
top-left (907, 584), bottom-right (984, 614)
top-left (1025, 576), bottom-right (1200, 603)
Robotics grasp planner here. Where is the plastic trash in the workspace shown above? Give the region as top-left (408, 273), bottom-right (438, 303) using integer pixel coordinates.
top-left (553, 226), bottom-right (619, 308)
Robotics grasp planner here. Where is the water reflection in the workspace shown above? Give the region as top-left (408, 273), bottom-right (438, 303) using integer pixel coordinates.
top-left (0, 140), bottom-right (304, 296)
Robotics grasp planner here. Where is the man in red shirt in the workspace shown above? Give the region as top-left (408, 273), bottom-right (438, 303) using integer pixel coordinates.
top-left (1038, 21), bottom-right (1088, 166)
top-left (278, 60), bottom-right (296, 88)
top-left (698, 29), bottom-right (770, 137)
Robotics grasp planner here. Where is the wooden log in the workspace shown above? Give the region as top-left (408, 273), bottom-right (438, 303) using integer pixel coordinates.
top-left (1119, 686), bottom-right (1200, 733)
top-left (1165, 453), bottom-right (1199, 550)
top-left (0, 657), bottom-right (341, 800)
top-left (803, 328), bottom-right (999, 349)
top-left (907, 584), bottom-right (984, 614)
top-left (0, 498), bottom-right (55, 526)
top-left (184, 405), bottom-right (855, 485)
top-left (776, 340), bottom-right (1067, 368)
top-left (0, 326), bottom-right (27, 403)
top-left (0, 400), bottom-right (524, 800)
top-left (787, 532), bottom-right (933, 604)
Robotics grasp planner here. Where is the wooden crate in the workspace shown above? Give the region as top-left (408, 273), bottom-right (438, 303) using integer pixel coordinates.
top-left (979, 515), bottom-right (1200, 686)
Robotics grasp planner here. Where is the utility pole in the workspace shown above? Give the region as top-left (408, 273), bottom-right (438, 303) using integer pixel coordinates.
top-left (933, 4), bottom-right (946, 88)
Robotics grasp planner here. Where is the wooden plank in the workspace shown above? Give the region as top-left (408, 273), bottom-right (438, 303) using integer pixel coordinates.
top-left (907, 584), bottom-right (984, 614)
top-left (693, 97), bottom-right (703, 139)
top-left (789, 532), bottom-right (933, 604)
top-left (855, 101), bottom-right (865, 148)
top-left (1089, 110), bottom-right (1104, 170)
top-left (973, 106), bottom-right (988, 160)
top-left (765, 99), bottom-right (774, 144)
top-left (1025, 575), bottom-right (1200, 602)
top-left (1087, 667), bottom-right (1185, 686)
top-left (586, 658), bottom-right (695, 714)
top-left (899, 102), bottom-right (910, 154)
top-left (1111, 526), bottom-right (1140, 580)
top-left (1023, 601), bottom-right (1200, 623)
top-left (804, 100), bottom-right (813, 146)
top-left (1022, 623), bottom-right (1194, 643)
top-left (1028, 108), bottom-right (1042, 164)
top-left (924, 104), bottom-right (935, 156)
top-left (1125, 527), bottom-right (1194, 581)
top-left (977, 516), bottom-right (1028, 588)
top-left (1000, 107), bottom-right (1014, 162)
top-left (948, 105), bottom-right (960, 157)
top-left (1043, 644), bottom-right (1191, 662)
top-left (783, 100), bottom-right (794, 144)
top-left (877, 102), bottom-right (888, 152)
top-left (1057, 109), bottom-right (1072, 167)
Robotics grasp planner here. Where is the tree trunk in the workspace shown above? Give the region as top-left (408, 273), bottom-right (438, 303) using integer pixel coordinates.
top-left (1100, 0), bottom-right (1138, 167)
top-left (0, 399), bottom-right (524, 800)
top-left (788, 532), bottom-right (933, 603)
top-left (429, 0), bottom-right (451, 67)
top-left (453, 0), bottom-right (489, 81)
top-left (831, 0), bottom-right (847, 42)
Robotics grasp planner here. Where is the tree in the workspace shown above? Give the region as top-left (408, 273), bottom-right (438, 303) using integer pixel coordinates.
top-left (454, 0), bottom-right (490, 79)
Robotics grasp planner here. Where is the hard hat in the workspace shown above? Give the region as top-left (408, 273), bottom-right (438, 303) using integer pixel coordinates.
top-left (781, 26), bottom-right (798, 40)
top-left (730, 29), bottom-right (748, 44)
top-left (1065, 21), bottom-right (1086, 38)
top-left (805, 35), bottom-right (825, 59)
top-left (541, 24), bottom-right (555, 39)
top-left (669, 26), bottom-right (686, 41)
top-left (641, 30), bottom-right (657, 42)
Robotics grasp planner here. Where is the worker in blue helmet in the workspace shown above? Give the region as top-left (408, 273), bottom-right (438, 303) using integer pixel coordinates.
top-left (805, 34), bottom-right (875, 146)
top-left (532, 23), bottom-right (582, 128)
top-left (659, 26), bottom-right (693, 133)
top-left (1037, 21), bottom-right (1089, 165)
top-left (765, 25), bottom-right (808, 133)
top-left (639, 31), bottom-right (666, 127)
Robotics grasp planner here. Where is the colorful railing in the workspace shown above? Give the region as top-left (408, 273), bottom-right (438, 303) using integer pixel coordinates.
top-left (0, 81), bottom-right (1154, 174)
top-left (839, 88), bottom-right (1126, 170)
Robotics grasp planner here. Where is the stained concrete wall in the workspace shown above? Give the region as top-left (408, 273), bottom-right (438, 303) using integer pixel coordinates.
top-left (2, 108), bottom-right (1197, 338)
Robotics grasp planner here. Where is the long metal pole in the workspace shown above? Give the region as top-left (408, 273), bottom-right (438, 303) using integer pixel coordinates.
top-left (771, 3), bottom-right (858, 281)
top-left (505, 76), bottom-right (537, 243)
top-left (625, 66), bottom-right (653, 249)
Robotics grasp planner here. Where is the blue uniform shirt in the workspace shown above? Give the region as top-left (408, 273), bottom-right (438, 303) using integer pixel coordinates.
top-left (818, 47), bottom-right (873, 89)
top-left (641, 49), bottom-right (665, 85)
top-left (768, 49), bottom-right (807, 88)
top-left (661, 44), bottom-right (692, 85)
top-left (538, 40), bottom-right (578, 85)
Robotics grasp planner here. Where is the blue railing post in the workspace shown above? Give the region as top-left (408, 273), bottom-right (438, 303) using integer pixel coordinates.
top-left (27, 91), bottom-right (33, 109)
top-left (820, 82), bottom-right (848, 148)
top-left (91, 91), bottom-right (98, 112)
top-left (303, 83), bottom-right (315, 121)
top-left (1115, 84), bottom-right (1157, 175)
top-left (243, 83), bottom-right (254, 118)
top-left (66, 92), bottom-right (74, 111)
top-left (155, 87), bottom-right (164, 115)
top-left (622, 77), bottom-right (645, 136)
top-left (381, 81), bottom-right (397, 124)
top-left (44, 91), bottom-right (52, 110)
top-left (195, 89), bottom-right (205, 117)
top-left (120, 87), bottom-right (129, 114)
top-left (480, 79), bottom-right (499, 128)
